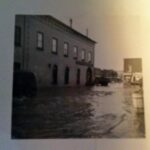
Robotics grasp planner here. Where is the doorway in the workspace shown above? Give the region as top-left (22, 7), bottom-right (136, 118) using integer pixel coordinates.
top-left (64, 67), bottom-right (69, 84)
top-left (52, 65), bottom-right (58, 84)
top-left (77, 68), bottom-right (80, 85)
top-left (86, 67), bottom-right (92, 85)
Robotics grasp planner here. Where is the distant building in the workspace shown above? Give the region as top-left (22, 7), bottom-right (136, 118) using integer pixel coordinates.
top-left (116, 71), bottom-right (123, 80)
top-left (14, 15), bottom-right (96, 87)
top-left (94, 68), bottom-right (102, 78)
top-left (94, 68), bottom-right (121, 83)
top-left (123, 58), bottom-right (142, 84)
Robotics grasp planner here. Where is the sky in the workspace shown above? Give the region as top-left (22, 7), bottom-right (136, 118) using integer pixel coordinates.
top-left (1, 0), bottom-right (149, 70)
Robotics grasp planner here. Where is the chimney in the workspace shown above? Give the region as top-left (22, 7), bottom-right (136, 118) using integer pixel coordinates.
top-left (86, 28), bottom-right (89, 37)
top-left (69, 18), bottom-right (73, 28)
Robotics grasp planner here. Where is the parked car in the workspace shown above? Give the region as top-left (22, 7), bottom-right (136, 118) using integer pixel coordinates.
top-left (99, 77), bottom-right (110, 86)
top-left (13, 71), bottom-right (37, 97)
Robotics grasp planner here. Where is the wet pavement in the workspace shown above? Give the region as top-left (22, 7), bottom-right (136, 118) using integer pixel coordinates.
top-left (12, 83), bottom-right (145, 138)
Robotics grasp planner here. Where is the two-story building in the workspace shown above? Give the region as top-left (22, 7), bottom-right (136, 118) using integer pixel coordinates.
top-left (14, 15), bottom-right (96, 87)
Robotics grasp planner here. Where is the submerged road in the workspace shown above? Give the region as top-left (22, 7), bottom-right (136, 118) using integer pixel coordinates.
top-left (12, 83), bottom-right (145, 138)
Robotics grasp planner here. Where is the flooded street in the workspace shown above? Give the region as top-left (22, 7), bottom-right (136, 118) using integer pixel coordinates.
top-left (12, 83), bottom-right (145, 138)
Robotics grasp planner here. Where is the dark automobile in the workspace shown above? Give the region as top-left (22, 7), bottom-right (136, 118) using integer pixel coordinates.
top-left (13, 71), bottom-right (37, 97)
top-left (99, 77), bottom-right (110, 86)
top-left (95, 77), bottom-right (110, 86)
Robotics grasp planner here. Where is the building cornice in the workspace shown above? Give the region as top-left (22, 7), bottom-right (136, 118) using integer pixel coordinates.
top-left (17, 15), bottom-right (97, 45)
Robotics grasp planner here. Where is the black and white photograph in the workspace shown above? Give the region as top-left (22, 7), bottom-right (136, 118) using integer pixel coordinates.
top-left (11, 14), bottom-right (145, 139)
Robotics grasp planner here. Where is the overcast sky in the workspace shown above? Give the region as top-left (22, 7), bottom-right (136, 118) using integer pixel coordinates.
top-left (2, 0), bottom-right (148, 70)
top-left (58, 0), bottom-right (149, 71)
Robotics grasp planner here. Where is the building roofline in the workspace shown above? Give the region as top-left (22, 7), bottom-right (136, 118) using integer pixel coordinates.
top-left (17, 14), bottom-right (97, 44)
top-left (45, 15), bottom-right (97, 44)
top-left (124, 58), bottom-right (142, 60)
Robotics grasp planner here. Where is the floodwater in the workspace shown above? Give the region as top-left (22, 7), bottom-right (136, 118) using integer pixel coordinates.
top-left (12, 83), bottom-right (145, 138)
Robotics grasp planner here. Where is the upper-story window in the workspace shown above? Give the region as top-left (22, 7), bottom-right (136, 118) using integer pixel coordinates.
top-left (64, 42), bottom-right (69, 57)
top-left (81, 49), bottom-right (85, 61)
top-left (87, 52), bottom-right (92, 62)
top-left (15, 26), bottom-right (21, 47)
top-left (73, 46), bottom-right (78, 59)
top-left (52, 38), bottom-right (58, 54)
top-left (37, 32), bottom-right (44, 50)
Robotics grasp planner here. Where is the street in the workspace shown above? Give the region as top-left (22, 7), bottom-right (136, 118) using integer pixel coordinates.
top-left (12, 83), bottom-right (145, 138)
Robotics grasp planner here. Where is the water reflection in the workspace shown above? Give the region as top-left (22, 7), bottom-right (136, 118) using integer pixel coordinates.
top-left (12, 83), bottom-right (145, 138)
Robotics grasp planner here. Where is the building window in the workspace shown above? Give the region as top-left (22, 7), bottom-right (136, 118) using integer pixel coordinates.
top-left (37, 32), bottom-right (44, 50)
top-left (52, 38), bottom-right (58, 54)
top-left (15, 26), bottom-right (21, 47)
top-left (87, 52), bottom-right (92, 62)
top-left (81, 49), bottom-right (85, 61)
top-left (73, 46), bottom-right (78, 59)
top-left (64, 42), bottom-right (69, 57)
